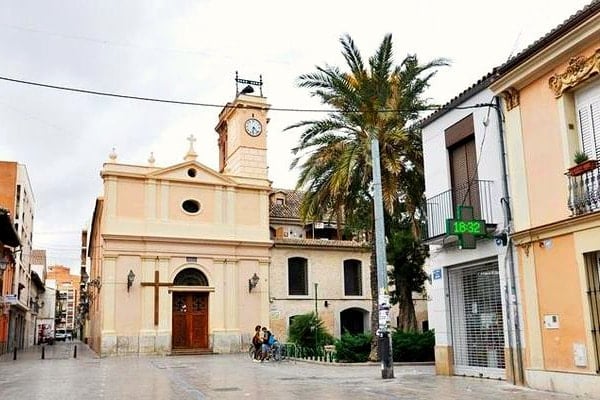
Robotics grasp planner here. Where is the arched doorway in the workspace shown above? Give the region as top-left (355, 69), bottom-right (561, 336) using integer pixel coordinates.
top-left (340, 308), bottom-right (368, 335)
top-left (172, 268), bottom-right (209, 350)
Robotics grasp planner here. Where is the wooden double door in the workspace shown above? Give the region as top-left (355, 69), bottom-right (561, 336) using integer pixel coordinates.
top-left (172, 292), bottom-right (209, 349)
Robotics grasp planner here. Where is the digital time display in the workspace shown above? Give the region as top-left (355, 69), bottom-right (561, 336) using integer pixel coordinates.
top-left (446, 219), bottom-right (486, 236)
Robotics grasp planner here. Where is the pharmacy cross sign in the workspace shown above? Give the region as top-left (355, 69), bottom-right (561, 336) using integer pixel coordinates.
top-left (140, 271), bottom-right (172, 326)
top-left (445, 205), bottom-right (487, 249)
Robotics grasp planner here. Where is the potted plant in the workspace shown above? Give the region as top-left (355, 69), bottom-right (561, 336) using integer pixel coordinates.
top-left (568, 151), bottom-right (598, 176)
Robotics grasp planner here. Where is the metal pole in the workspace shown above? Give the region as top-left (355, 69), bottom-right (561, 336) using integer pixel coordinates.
top-left (314, 283), bottom-right (318, 317)
top-left (314, 283), bottom-right (318, 352)
top-left (370, 136), bottom-right (394, 379)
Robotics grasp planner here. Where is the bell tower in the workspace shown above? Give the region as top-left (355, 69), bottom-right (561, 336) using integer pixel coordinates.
top-left (216, 73), bottom-right (270, 185)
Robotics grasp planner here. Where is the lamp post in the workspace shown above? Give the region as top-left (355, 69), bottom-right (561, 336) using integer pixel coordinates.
top-left (370, 135), bottom-right (394, 379)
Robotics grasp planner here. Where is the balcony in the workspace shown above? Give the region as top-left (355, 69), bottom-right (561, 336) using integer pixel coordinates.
top-left (567, 166), bottom-right (600, 215)
top-left (423, 180), bottom-right (495, 242)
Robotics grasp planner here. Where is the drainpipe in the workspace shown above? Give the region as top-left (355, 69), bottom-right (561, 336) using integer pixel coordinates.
top-left (495, 95), bottom-right (524, 385)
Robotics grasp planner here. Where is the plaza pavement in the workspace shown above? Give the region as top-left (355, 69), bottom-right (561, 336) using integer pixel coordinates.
top-left (0, 341), bottom-right (583, 400)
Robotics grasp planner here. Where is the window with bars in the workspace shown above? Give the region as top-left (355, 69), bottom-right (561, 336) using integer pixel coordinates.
top-left (343, 259), bottom-right (362, 296)
top-left (584, 252), bottom-right (600, 373)
top-left (288, 257), bottom-right (308, 295)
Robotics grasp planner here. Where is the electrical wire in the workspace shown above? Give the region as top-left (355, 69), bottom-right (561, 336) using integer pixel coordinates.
top-left (0, 75), bottom-right (495, 114)
top-left (459, 97), bottom-right (496, 207)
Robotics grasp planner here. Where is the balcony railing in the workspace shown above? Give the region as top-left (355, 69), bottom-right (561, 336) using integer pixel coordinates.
top-left (567, 166), bottom-right (600, 215)
top-left (423, 180), bottom-right (495, 241)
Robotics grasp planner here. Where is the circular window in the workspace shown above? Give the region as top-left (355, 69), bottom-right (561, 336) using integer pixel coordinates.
top-left (187, 168), bottom-right (197, 178)
top-left (182, 199), bottom-right (201, 214)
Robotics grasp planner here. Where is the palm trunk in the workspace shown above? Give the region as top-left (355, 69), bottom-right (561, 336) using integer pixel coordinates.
top-left (396, 276), bottom-right (417, 332)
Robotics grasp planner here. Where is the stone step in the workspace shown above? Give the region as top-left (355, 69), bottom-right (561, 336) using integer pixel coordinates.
top-left (170, 348), bottom-right (215, 356)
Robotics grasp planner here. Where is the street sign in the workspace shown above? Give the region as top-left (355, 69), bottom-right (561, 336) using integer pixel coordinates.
top-left (4, 294), bottom-right (17, 304)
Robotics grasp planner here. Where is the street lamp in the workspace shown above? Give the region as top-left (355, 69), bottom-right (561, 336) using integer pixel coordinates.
top-left (248, 273), bottom-right (260, 292)
top-left (127, 270), bottom-right (135, 292)
top-left (0, 254), bottom-right (10, 272)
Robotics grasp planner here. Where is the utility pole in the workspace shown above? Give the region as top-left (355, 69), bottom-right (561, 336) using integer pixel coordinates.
top-left (370, 136), bottom-right (394, 379)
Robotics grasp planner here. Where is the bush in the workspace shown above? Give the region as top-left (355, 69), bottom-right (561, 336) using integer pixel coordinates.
top-left (392, 330), bottom-right (435, 362)
top-left (334, 332), bottom-right (372, 362)
top-left (288, 312), bottom-right (334, 349)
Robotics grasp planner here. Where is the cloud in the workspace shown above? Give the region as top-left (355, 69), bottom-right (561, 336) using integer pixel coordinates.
top-left (0, 0), bottom-right (591, 269)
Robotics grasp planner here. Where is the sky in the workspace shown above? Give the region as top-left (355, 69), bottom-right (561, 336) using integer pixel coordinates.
top-left (0, 0), bottom-right (592, 271)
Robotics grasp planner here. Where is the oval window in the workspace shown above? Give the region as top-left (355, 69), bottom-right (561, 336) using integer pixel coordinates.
top-left (182, 199), bottom-right (201, 214)
top-left (187, 168), bottom-right (197, 178)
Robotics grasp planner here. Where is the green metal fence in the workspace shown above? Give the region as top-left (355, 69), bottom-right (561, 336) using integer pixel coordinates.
top-left (282, 343), bottom-right (336, 363)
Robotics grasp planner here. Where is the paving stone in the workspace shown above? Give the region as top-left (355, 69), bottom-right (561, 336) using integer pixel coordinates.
top-left (0, 341), bottom-right (583, 400)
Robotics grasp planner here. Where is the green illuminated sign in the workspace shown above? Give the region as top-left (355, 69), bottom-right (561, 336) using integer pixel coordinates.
top-left (445, 206), bottom-right (487, 249)
top-left (447, 219), bottom-right (485, 235)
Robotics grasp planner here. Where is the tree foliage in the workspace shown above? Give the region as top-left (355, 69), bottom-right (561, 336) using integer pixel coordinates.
top-left (334, 332), bottom-right (372, 362)
top-left (287, 33), bottom-right (447, 358)
top-left (288, 312), bottom-right (334, 349)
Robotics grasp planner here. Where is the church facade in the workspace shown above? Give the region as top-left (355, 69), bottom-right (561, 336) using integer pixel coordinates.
top-left (86, 88), bottom-right (373, 356)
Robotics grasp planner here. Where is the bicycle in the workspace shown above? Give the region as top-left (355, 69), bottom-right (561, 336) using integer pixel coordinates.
top-left (266, 341), bottom-right (287, 361)
top-left (248, 344), bottom-right (260, 360)
top-left (248, 341), bottom-right (286, 362)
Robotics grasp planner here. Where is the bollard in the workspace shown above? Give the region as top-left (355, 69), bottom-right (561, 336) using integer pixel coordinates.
top-left (13, 347), bottom-right (17, 360)
top-left (41, 345), bottom-right (45, 360)
top-left (73, 345), bottom-right (77, 359)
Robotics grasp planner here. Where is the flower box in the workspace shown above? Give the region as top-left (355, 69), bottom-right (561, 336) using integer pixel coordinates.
top-left (568, 159), bottom-right (598, 176)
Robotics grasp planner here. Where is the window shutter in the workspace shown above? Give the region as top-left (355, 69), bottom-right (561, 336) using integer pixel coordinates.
top-left (576, 86), bottom-right (600, 160)
top-left (288, 257), bottom-right (308, 295)
top-left (449, 137), bottom-right (480, 218)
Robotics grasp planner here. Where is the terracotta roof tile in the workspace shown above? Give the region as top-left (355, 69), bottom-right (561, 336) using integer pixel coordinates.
top-left (273, 237), bottom-right (370, 249)
top-left (269, 188), bottom-right (304, 219)
top-left (417, 1), bottom-right (599, 128)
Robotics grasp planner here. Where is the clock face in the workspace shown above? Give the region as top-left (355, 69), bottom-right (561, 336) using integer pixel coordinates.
top-left (245, 118), bottom-right (262, 137)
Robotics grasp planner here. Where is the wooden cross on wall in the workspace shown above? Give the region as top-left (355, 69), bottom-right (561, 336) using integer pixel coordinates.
top-left (140, 271), bottom-right (172, 326)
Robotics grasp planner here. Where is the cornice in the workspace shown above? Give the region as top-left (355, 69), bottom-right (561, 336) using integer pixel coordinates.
top-left (511, 210), bottom-right (600, 244)
top-left (101, 233), bottom-right (273, 248)
top-left (549, 48), bottom-right (600, 97)
top-left (490, 14), bottom-right (600, 93)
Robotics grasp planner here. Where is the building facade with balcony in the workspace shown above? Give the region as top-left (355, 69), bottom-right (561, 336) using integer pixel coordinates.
top-left (421, 81), bottom-right (522, 382)
top-left (47, 265), bottom-right (79, 339)
top-left (0, 161), bottom-right (35, 352)
top-left (30, 250), bottom-right (51, 344)
top-left (268, 189), bottom-right (372, 343)
top-left (0, 208), bottom-right (21, 355)
top-left (489, 3), bottom-right (600, 397)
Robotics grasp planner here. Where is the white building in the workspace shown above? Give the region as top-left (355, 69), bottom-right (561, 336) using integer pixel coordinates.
top-left (421, 81), bottom-right (523, 382)
top-left (31, 249), bottom-right (51, 344)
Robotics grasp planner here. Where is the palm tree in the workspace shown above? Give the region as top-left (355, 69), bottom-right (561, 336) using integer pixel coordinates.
top-left (288, 33), bottom-right (447, 359)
